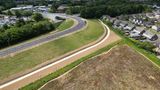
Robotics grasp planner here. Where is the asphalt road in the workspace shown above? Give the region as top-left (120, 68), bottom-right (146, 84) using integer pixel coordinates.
top-left (0, 16), bottom-right (85, 57)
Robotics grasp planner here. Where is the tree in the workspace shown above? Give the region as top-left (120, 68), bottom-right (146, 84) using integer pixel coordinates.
top-left (2, 24), bottom-right (9, 30)
top-left (66, 6), bottom-right (82, 15)
top-left (22, 10), bottom-right (33, 17)
top-left (0, 6), bottom-right (4, 14)
top-left (14, 10), bottom-right (21, 18)
top-left (50, 5), bottom-right (57, 13)
top-left (15, 19), bottom-right (25, 27)
top-left (7, 10), bottom-right (13, 16)
top-left (32, 13), bottom-right (44, 22)
top-left (134, 40), bottom-right (156, 52)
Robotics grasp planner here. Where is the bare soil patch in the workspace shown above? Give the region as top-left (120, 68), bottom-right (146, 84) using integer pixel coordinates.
top-left (41, 45), bottom-right (160, 90)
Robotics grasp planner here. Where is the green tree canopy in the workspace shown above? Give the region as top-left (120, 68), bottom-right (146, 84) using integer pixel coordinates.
top-left (32, 13), bottom-right (44, 22)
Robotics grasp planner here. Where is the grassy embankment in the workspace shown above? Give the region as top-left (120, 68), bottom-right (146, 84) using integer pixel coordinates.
top-left (57, 19), bottom-right (74, 31)
top-left (0, 20), bottom-right (104, 82)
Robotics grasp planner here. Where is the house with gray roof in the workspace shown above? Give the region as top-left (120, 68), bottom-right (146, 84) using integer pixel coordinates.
top-left (119, 21), bottom-right (128, 29)
top-left (123, 23), bottom-right (136, 31)
top-left (108, 18), bottom-right (116, 24)
top-left (113, 20), bottom-right (121, 29)
top-left (144, 21), bottom-right (154, 28)
top-left (57, 5), bottom-right (69, 13)
top-left (152, 25), bottom-right (160, 32)
top-left (142, 30), bottom-right (158, 41)
top-left (146, 13), bottom-right (155, 19)
top-left (129, 27), bottom-right (146, 38)
top-left (134, 27), bottom-right (146, 35)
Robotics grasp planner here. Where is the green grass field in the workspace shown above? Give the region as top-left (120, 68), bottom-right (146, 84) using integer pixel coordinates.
top-left (57, 19), bottom-right (74, 31)
top-left (0, 20), bottom-right (104, 82)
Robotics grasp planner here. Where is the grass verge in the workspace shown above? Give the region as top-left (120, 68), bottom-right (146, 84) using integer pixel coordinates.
top-left (20, 40), bottom-right (123, 90)
top-left (57, 19), bottom-right (74, 31)
top-left (0, 20), bottom-right (104, 82)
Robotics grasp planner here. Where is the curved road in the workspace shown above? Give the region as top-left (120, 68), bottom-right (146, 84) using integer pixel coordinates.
top-left (0, 16), bottom-right (85, 57)
top-left (0, 21), bottom-right (121, 90)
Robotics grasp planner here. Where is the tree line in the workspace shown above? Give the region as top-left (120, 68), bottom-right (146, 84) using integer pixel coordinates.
top-left (65, 0), bottom-right (152, 18)
top-left (0, 20), bottom-right (55, 48)
top-left (80, 4), bottom-right (150, 18)
top-left (0, 0), bottom-right (16, 13)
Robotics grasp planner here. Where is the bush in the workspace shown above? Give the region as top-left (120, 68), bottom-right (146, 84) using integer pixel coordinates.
top-left (32, 13), bottom-right (44, 22)
top-left (66, 6), bottom-right (82, 15)
top-left (133, 40), bottom-right (156, 52)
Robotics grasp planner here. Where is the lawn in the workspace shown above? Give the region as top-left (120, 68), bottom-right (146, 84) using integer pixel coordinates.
top-left (57, 19), bottom-right (74, 31)
top-left (0, 20), bottom-right (104, 82)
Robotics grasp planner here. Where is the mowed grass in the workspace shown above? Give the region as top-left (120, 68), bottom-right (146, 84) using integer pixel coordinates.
top-left (0, 20), bottom-right (104, 81)
top-left (57, 19), bottom-right (74, 31)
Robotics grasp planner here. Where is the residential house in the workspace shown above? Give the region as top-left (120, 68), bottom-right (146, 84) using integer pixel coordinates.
top-left (123, 23), bottom-right (136, 32)
top-left (113, 20), bottom-right (121, 29)
top-left (142, 30), bottom-right (158, 41)
top-left (35, 6), bottom-right (49, 12)
top-left (144, 21), bottom-right (154, 28)
top-left (109, 18), bottom-right (116, 24)
top-left (57, 5), bottom-right (69, 13)
top-left (10, 5), bottom-right (33, 11)
top-left (132, 18), bottom-right (144, 26)
top-left (134, 27), bottom-right (146, 35)
top-left (129, 27), bottom-right (146, 39)
top-left (153, 5), bottom-right (160, 9)
top-left (146, 13), bottom-right (155, 19)
top-left (152, 25), bottom-right (160, 32)
top-left (119, 21), bottom-right (128, 29)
